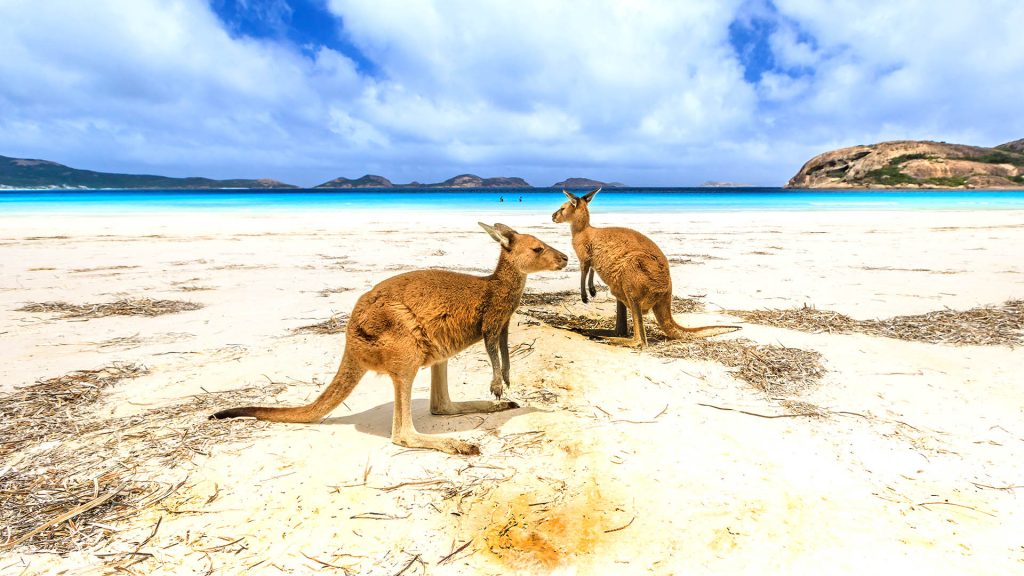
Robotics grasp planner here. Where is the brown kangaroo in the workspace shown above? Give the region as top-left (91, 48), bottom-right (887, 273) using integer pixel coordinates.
top-left (212, 223), bottom-right (568, 455)
top-left (552, 188), bottom-right (739, 348)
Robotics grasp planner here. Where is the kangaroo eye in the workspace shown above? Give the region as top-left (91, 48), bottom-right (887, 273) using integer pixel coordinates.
top-left (533, 247), bottom-right (544, 253)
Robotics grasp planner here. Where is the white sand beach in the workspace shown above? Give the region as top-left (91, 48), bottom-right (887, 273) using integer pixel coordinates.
top-left (2, 208), bottom-right (1023, 574)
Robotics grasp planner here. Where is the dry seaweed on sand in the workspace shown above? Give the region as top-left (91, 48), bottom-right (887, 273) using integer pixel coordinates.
top-left (519, 290), bottom-right (579, 308)
top-left (730, 305), bottom-right (860, 335)
top-left (293, 312), bottom-right (350, 335)
top-left (520, 290), bottom-right (704, 314)
top-left (731, 300), bottom-right (1024, 346)
top-left (70, 265), bottom-right (140, 273)
top-left (176, 284), bottom-right (216, 292)
top-left (523, 307), bottom-right (617, 335)
top-left (0, 362), bottom-right (285, 553)
top-left (0, 363), bottom-right (147, 457)
top-left (519, 291), bottom-right (822, 395)
top-left (671, 296), bottom-right (705, 314)
top-left (16, 297), bottom-right (203, 319)
top-left (652, 338), bottom-right (825, 396)
top-left (317, 286), bottom-right (354, 297)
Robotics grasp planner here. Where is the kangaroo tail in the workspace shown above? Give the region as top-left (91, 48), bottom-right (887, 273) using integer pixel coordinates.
top-left (211, 349), bottom-right (366, 423)
top-left (652, 297), bottom-right (740, 340)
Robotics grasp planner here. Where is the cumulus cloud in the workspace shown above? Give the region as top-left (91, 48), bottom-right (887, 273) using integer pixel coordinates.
top-left (0, 0), bottom-right (1022, 186)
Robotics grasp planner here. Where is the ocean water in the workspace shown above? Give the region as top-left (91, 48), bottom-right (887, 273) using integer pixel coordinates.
top-left (2, 188), bottom-right (1024, 213)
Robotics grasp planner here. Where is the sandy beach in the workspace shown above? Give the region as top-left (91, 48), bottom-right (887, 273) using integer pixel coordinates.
top-left (2, 208), bottom-right (1023, 575)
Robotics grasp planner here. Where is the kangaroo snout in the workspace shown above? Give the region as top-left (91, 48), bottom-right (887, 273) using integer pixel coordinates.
top-left (554, 249), bottom-right (569, 269)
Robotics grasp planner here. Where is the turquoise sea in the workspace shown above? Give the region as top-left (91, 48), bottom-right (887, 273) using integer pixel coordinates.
top-left (3, 188), bottom-right (1024, 213)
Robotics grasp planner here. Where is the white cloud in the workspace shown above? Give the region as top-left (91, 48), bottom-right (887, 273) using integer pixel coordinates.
top-left (0, 0), bottom-right (1022, 186)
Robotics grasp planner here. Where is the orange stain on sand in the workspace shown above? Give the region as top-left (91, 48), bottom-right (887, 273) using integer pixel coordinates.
top-left (481, 484), bottom-right (606, 571)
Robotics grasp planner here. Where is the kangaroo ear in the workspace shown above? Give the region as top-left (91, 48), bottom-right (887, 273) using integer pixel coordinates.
top-left (494, 223), bottom-right (518, 236)
top-left (581, 187), bottom-right (601, 203)
top-left (562, 189), bottom-right (578, 207)
top-left (478, 222), bottom-right (511, 248)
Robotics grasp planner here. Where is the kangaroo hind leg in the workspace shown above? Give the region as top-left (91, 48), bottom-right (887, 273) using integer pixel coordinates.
top-left (614, 300), bottom-right (629, 336)
top-left (390, 369), bottom-right (479, 455)
top-left (629, 300), bottom-right (648, 348)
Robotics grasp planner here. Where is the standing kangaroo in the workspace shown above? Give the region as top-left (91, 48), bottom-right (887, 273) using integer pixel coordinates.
top-left (212, 223), bottom-right (568, 455)
top-left (552, 188), bottom-right (739, 348)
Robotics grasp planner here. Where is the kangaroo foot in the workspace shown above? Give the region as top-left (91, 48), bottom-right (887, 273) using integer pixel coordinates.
top-left (432, 399), bottom-right (519, 415)
top-left (393, 433), bottom-right (480, 455)
top-left (605, 336), bottom-right (646, 349)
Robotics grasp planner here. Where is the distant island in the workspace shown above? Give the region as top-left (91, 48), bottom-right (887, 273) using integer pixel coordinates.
top-left (314, 173), bottom-right (531, 189)
top-left (787, 138), bottom-right (1024, 189)
top-left (0, 155), bottom-right (634, 190)
top-left (551, 177), bottom-right (626, 189)
top-left (0, 155), bottom-right (297, 190)
top-left (314, 174), bottom-right (631, 189)
top-left (700, 181), bottom-right (754, 188)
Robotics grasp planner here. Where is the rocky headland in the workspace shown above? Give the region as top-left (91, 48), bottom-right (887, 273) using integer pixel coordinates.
top-left (787, 139), bottom-right (1024, 189)
top-left (0, 155), bottom-right (298, 189)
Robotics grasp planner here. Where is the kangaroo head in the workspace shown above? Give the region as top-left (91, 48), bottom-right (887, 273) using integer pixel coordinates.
top-left (479, 222), bottom-right (568, 273)
top-left (551, 187), bottom-right (600, 224)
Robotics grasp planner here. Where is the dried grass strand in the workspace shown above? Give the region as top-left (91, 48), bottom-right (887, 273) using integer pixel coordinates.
top-left (16, 298), bottom-right (203, 319)
top-left (731, 300), bottom-right (1024, 346)
top-left (0, 363), bottom-right (284, 553)
top-left (292, 313), bottom-right (350, 335)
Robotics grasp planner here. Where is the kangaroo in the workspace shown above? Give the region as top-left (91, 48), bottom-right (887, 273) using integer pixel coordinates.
top-left (552, 188), bottom-right (739, 348)
top-left (212, 223), bottom-right (568, 455)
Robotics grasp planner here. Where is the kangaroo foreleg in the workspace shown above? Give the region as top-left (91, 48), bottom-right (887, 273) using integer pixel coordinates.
top-left (580, 261), bottom-right (592, 303)
top-left (484, 329), bottom-right (506, 399)
top-left (499, 321), bottom-right (511, 387)
top-left (430, 360), bottom-right (517, 416)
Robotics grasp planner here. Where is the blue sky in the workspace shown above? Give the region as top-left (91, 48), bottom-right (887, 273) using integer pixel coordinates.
top-left (2, 0), bottom-right (1023, 187)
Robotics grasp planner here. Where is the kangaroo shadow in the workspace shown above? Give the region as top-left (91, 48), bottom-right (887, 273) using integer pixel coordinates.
top-left (322, 399), bottom-right (542, 439)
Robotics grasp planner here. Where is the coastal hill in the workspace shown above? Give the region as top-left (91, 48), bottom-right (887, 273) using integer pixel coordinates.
top-left (552, 177), bottom-right (626, 188)
top-left (314, 173), bottom-right (530, 188)
top-left (313, 174), bottom-right (394, 188)
top-left (998, 138), bottom-right (1024, 154)
top-left (0, 154), bottom-right (297, 189)
top-left (433, 174), bottom-right (529, 188)
top-left (786, 139), bottom-right (1024, 189)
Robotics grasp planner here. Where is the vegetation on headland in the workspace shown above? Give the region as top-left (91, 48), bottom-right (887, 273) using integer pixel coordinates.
top-left (0, 155), bottom-right (297, 190)
top-left (788, 139), bottom-right (1024, 189)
